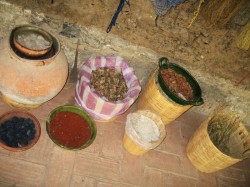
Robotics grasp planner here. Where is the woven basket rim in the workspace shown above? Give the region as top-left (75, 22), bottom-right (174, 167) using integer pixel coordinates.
top-left (125, 110), bottom-right (166, 149)
top-left (204, 117), bottom-right (248, 160)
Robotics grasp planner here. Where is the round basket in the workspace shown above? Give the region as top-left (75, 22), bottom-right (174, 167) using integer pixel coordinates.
top-left (75, 56), bottom-right (141, 121)
top-left (137, 57), bottom-right (203, 125)
top-left (137, 69), bottom-right (191, 125)
top-left (187, 117), bottom-right (250, 173)
top-left (123, 110), bottom-right (166, 156)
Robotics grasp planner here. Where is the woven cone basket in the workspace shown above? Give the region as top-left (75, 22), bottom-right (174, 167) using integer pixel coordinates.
top-left (137, 69), bottom-right (191, 125)
top-left (123, 110), bottom-right (166, 156)
top-left (187, 118), bottom-right (250, 173)
top-left (123, 133), bottom-right (148, 155)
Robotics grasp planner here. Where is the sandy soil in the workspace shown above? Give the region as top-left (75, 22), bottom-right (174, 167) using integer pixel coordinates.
top-left (7, 0), bottom-right (250, 90)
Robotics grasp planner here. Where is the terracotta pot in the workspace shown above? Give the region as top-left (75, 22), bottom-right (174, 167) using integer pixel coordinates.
top-left (0, 25), bottom-right (68, 109)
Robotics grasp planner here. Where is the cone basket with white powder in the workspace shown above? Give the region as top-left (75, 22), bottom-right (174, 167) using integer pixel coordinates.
top-left (123, 110), bottom-right (166, 155)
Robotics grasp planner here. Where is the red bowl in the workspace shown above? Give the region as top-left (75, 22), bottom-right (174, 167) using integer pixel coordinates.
top-left (0, 110), bottom-right (41, 152)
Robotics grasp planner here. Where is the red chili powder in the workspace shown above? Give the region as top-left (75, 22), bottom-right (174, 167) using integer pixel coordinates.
top-left (49, 111), bottom-right (91, 148)
top-left (160, 68), bottom-right (193, 101)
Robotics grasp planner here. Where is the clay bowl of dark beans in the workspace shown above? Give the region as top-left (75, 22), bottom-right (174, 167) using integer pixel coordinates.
top-left (0, 110), bottom-right (41, 152)
top-left (13, 25), bottom-right (53, 57)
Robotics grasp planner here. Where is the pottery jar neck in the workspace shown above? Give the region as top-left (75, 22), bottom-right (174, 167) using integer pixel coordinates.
top-left (8, 32), bottom-right (61, 67)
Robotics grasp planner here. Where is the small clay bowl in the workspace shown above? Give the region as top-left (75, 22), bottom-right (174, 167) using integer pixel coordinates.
top-left (13, 25), bottom-right (53, 57)
top-left (0, 110), bottom-right (41, 152)
top-left (46, 105), bottom-right (97, 151)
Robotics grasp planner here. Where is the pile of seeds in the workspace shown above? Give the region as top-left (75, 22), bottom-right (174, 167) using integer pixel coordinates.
top-left (160, 68), bottom-right (193, 101)
top-left (90, 67), bottom-right (128, 101)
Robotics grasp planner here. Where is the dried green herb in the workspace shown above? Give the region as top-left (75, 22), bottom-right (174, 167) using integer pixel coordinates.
top-left (208, 113), bottom-right (241, 156)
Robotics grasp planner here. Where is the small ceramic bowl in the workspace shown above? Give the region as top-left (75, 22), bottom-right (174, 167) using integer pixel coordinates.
top-left (0, 110), bottom-right (41, 152)
top-left (46, 105), bottom-right (97, 151)
top-left (13, 25), bottom-right (53, 57)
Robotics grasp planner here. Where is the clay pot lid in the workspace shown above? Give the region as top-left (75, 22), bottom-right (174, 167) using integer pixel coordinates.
top-left (0, 110), bottom-right (41, 152)
top-left (13, 25), bottom-right (53, 57)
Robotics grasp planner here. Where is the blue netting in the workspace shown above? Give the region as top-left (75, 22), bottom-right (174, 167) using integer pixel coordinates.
top-left (107, 0), bottom-right (186, 32)
top-left (150, 0), bottom-right (186, 16)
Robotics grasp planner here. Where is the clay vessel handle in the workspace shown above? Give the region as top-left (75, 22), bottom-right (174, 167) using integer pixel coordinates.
top-left (158, 57), bottom-right (169, 69)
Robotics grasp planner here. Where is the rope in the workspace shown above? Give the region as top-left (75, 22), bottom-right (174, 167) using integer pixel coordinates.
top-left (187, 0), bottom-right (204, 28)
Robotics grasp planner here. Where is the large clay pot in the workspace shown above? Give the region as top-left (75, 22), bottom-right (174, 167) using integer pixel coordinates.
top-left (0, 25), bottom-right (69, 109)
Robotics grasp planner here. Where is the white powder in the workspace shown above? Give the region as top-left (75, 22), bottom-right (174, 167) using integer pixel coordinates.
top-left (133, 115), bottom-right (160, 142)
top-left (17, 33), bottom-right (51, 50)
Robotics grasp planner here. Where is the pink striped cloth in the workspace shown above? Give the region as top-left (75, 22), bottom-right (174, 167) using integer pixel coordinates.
top-left (75, 56), bottom-right (141, 121)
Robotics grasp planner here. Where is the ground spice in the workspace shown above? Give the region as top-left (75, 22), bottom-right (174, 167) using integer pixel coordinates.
top-left (132, 114), bottom-right (160, 142)
top-left (160, 68), bottom-right (193, 101)
top-left (49, 111), bottom-right (91, 148)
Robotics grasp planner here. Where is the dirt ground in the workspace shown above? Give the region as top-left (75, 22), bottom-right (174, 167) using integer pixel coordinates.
top-left (5, 0), bottom-right (250, 89)
top-left (8, 0), bottom-right (250, 90)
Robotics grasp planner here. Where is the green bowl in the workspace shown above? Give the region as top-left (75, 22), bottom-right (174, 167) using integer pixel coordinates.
top-left (46, 105), bottom-right (97, 151)
top-left (158, 57), bottom-right (204, 106)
